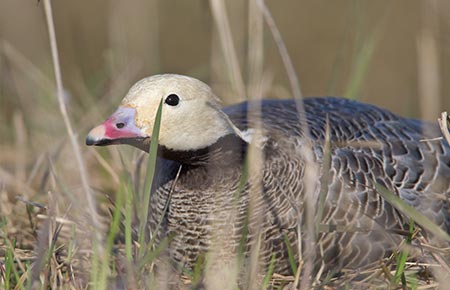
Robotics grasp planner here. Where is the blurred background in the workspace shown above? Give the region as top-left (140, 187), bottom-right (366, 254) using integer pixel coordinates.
top-left (0, 0), bottom-right (449, 245)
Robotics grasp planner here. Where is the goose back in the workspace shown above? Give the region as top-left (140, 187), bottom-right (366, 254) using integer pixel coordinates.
top-left (148, 97), bottom-right (450, 276)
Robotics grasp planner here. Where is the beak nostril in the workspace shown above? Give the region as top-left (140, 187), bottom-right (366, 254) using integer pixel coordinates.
top-left (116, 122), bottom-right (125, 129)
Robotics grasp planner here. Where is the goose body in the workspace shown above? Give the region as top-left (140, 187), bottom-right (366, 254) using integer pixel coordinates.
top-left (86, 74), bottom-right (450, 278)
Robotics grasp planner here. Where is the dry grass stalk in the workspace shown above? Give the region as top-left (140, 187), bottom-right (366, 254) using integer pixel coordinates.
top-left (417, 0), bottom-right (441, 121)
top-left (254, 2), bottom-right (323, 289)
top-left (36, 214), bottom-right (75, 226)
top-left (209, 0), bottom-right (246, 100)
top-left (42, 0), bottom-right (102, 238)
top-left (255, 0), bottom-right (302, 99)
top-left (247, 0), bottom-right (264, 98)
top-left (91, 150), bottom-right (121, 186)
top-left (246, 3), bottom-right (269, 288)
top-left (438, 111), bottom-right (450, 146)
top-left (13, 111), bottom-right (27, 197)
top-left (246, 102), bottom-right (265, 290)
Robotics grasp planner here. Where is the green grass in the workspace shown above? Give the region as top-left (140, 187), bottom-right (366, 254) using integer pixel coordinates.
top-left (138, 98), bottom-right (163, 259)
top-left (1, 219), bottom-right (24, 290)
top-left (392, 220), bottom-right (415, 286)
top-left (261, 254), bottom-right (276, 289)
top-left (375, 182), bottom-right (450, 243)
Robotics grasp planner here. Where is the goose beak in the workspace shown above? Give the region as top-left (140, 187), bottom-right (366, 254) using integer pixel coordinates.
top-left (86, 107), bottom-right (149, 150)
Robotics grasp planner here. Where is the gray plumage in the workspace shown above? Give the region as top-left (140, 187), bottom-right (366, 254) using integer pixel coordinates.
top-left (148, 97), bottom-right (450, 276)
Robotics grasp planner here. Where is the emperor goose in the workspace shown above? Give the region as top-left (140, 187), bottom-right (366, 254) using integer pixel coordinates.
top-left (86, 74), bottom-right (450, 278)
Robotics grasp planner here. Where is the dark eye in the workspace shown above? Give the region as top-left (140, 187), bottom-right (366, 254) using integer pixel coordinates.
top-left (116, 122), bottom-right (125, 129)
top-left (165, 94), bottom-right (180, 106)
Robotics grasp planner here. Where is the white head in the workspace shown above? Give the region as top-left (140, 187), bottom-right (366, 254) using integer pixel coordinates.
top-left (86, 74), bottom-right (244, 151)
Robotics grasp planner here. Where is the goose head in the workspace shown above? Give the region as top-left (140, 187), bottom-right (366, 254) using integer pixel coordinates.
top-left (86, 74), bottom-right (245, 153)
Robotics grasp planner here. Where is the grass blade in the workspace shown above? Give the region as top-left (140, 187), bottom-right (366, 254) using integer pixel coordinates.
top-left (97, 177), bottom-right (126, 289)
top-left (138, 98), bottom-right (163, 258)
top-left (374, 182), bottom-right (450, 242)
top-left (316, 116), bottom-right (331, 234)
top-left (124, 176), bottom-right (134, 263)
top-left (262, 254), bottom-right (276, 289)
top-left (393, 220), bottom-right (414, 286)
top-left (283, 234), bottom-right (297, 275)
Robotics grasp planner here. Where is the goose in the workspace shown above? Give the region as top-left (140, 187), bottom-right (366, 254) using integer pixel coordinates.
top-left (86, 74), bottom-right (450, 281)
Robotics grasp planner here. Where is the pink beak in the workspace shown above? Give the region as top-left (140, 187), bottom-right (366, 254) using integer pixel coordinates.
top-left (86, 107), bottom-right (149, 151)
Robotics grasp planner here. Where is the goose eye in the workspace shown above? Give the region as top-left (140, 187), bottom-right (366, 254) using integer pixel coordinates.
top-left (165, 94), bottom-right (180, 106)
